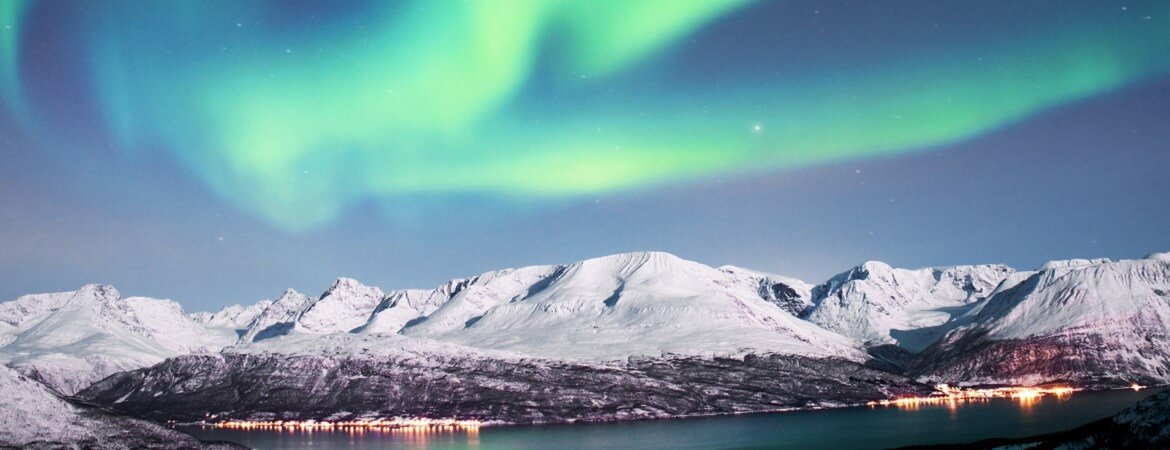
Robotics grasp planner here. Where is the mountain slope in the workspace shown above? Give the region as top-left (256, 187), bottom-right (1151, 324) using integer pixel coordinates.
top-left (910, 254), bottom-right (1170, 387)
top-left (719, 265), bottom-right (815, 316)
top-left (0, 291), bottom-right (74, 348)
top-left (0, 285), bottom-right (235, 395)
top-left (802, 262), bottom-right (1015, 352)
top-left (77, 332), bottom-right (928, 425)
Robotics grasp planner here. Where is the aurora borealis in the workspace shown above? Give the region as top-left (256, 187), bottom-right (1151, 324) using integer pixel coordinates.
top-left (1, 1), bottom-right (1169, 308)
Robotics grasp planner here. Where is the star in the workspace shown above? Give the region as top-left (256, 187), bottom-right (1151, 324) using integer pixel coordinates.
top-left (751, 124), bottom-right (764, 133)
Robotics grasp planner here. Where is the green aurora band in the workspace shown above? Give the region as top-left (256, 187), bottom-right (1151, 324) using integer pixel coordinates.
top-left (2, 1), bottom-right (1168, 230)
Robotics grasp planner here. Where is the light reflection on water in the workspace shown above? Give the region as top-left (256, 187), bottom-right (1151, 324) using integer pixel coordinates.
top-left (180, 387), bottom-right (1162, 450)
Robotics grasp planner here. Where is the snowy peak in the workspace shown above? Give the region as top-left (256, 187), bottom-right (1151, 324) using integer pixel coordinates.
top-left (803, 261), bottom-right (1015, 351)
top-left (295, 277), bottom-right (384, 334)
top-left (237, 289), bottom-right (313, 343)
top-left (192, 300), bottom-right (273, 330)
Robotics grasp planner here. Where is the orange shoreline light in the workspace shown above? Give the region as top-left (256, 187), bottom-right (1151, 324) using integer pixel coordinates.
top-left (208, 418), bottom-right (482, 433)
top-left (867, 384), bottom-right (1080, 408)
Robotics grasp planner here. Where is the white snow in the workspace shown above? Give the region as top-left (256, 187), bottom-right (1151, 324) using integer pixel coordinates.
top-left (1039, 258), bottom-right (1114, 270)
top-left (229, 331), bottom-right (532, 364)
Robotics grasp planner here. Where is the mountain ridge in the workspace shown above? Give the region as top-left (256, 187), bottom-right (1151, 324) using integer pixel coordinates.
top-left (4, 249), bottom-right (1169, 398)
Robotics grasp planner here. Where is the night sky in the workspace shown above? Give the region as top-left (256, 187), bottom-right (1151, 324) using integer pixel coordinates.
top-left (1, 0), bottom-right (1168, 310)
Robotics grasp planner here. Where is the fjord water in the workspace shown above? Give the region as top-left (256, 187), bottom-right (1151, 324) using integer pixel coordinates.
top-left (181, 388), bottom-right (1160, 450)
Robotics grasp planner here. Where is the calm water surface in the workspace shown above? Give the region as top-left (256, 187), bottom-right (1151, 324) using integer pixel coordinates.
top-left (181, 388), bottom-right (1161, 449)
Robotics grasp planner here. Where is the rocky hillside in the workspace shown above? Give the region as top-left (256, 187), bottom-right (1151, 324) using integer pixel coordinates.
top-left (77, 333), bottom-right (928, 424)
top-left (0, 364), bottom-right (241, 449)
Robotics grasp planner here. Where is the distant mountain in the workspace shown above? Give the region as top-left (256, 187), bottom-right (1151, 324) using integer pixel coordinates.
top-left (909, 254), bottom-right (1170, 388)
top-left (0, 364), bottom-right (239, 449)
top-left (0, 285), bottom-right (234, 394)
top-left (802, 261), bottom-right (1015, 352)
top-left (236, 288), bottom-right (315, 343)
top-left (397, 252), bottom-right (860, 361)
top-left (190, 300), bottom-right (272, 334)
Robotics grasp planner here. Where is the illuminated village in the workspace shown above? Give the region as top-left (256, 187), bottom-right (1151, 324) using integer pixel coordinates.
top-left (867, 384), bottom-right (1098, 409)
top-left (208, 417), bottom-right (482, 434)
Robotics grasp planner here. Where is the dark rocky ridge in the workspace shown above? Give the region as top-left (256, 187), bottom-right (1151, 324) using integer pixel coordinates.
top-left (77, 352), bottom-right (930, 424)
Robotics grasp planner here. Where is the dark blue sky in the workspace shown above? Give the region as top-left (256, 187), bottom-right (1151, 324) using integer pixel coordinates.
top-left (1, 1), bottom-right (1167, 310)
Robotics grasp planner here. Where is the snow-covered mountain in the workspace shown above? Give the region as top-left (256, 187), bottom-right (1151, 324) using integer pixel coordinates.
top-left (0, 364), bottom-right (238, 449)
top-left (5, 248), bottom-right (1170, 411)
top-left (295, 277), bottom-right (384, 334)
top-left (398, 252), bottom-right (862, 361)
top-left (802, 262), bottom-right (1016, 352)
top-left (910, 254), bottom-right (1170, 387)
top-left (0, 285), bottom-right (235, 395)
top-left (236, 288), bottom-right (314, 342)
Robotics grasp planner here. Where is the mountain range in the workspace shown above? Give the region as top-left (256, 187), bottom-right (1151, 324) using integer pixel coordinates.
top-left (1, 250), bottom-right (1168, 437)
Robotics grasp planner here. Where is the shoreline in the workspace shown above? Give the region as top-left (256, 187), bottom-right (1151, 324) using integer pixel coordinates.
top-left (172, 384), bottom-right (1166, 432)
